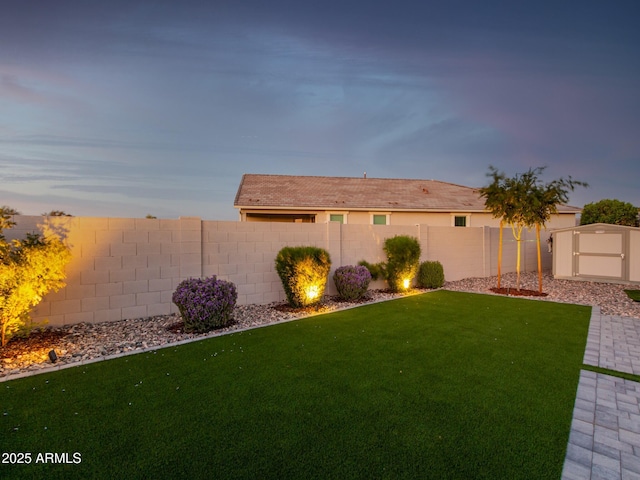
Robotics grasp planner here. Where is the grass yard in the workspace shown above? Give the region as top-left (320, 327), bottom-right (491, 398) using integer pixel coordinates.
top-left (1, 291), bottom-right (591, 479)
top-left (625, 289), bottom-right (640, 302)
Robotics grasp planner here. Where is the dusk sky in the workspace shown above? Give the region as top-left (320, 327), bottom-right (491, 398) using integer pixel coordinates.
top-left (1, 1), bottom-right (638, 220)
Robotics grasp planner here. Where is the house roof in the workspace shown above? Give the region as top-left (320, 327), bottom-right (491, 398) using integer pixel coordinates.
top-left (234, 174), bottom-right (582, 213)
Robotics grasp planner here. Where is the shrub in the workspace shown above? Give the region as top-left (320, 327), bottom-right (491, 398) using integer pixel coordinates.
top-left (383, 235), bottom-right (421, 292)
top-left (0, 218), bottom-right (72, 346)
top-left (357, 260), bottom-right (386, 281)
top-left (333, 265), bottom-right (372, 301)
top-left (172, 276), bottom-right (237, 333)
top-left (417, 261), bottom-right (445, 289)
top-left (275, 246), bottom-right (331, 307)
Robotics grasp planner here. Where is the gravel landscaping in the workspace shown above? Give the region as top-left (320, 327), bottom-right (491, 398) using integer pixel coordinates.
top-left (2, 271), bottom-right (639, 379)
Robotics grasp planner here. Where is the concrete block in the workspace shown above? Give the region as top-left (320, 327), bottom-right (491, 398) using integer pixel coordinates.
top-left (108, 218), bottom-right (135, 230)
top-left (124, 230), bottom-right (149, 243)
top-left (135, 218), bottom-right (159, 230)
top-left (110, 294), bottom-right (136, 309)
top-left (51, 299), bottom-right (82, 316)
top-left (122, 254), bottom-right (149, 269)
top-left (94, 256), bottom-right (123, 271)
top-left (161, 266), bottom-right (180, 279)
top-left (149, 229), bottom-right (172, 243)
top-left (136, 267), bottom-right (161, 281)
top-left (82, 296), bottom-right (110, 312)
top-left (93, 309), bottom-right (122, 323)
top-left (148, 302), bottom-right (171, 317)
top-left (122, 305), bottom-right (148, 319)
top-left (84, 242), bottom-right (109, 258)
top-left (136, 291), bottom-right (161, 306)
top-left (110, 268), bottom-right (136, 283)
top-left (149, 278), bottom-right (172, 292)
top-left (96, 282), bottom-right (123, 297)
top-left (137, 242), bottom-right (161, 256)
top-left (64, 284), bottom-right (97, 300)
top-left (147, 254), bottom-right (171, 268)
top-left (64, 311), bottom-right (95, 325)
top-left (110, 242), bottom-right (137, 256)
top-left (81, 269), bottom-right (110, 285)
top-left (123, 280), bottom-right (149, 295)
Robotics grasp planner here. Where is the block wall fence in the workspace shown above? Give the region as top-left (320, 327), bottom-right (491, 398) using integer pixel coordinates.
top-left (6, 216), bottom-right (551, 327)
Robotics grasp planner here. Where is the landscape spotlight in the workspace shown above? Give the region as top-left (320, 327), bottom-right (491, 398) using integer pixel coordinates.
top-left (48, 350), bottom-right (58, 363)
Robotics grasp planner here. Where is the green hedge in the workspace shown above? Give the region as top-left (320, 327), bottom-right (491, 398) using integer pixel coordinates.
top-left (417, 261), bottom-right (445, 289)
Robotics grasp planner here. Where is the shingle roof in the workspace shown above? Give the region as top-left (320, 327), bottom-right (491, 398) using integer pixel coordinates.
top-left (234, 174), bottom-right (581, 213)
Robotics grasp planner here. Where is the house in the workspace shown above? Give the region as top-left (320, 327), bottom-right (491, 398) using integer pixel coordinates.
top-left (234, 174), bottom-right (580, 229)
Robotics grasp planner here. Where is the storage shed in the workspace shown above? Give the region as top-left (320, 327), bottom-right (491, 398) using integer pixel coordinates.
top-left (552, 223), bottom-right (640, 284)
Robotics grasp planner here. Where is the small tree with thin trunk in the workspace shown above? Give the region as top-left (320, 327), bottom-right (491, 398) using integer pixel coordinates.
top-left (482, 166), bottom-right (586, 292)
top-left (525, 169), bottom-right (587, 292)
top-left (479, 166), bottom-right (510, 289)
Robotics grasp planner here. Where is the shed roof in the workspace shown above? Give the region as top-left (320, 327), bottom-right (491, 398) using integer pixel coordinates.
top-left (551, 222), bottom-right (640, 233)
top-left (234, 174), bottom-right (581, 213)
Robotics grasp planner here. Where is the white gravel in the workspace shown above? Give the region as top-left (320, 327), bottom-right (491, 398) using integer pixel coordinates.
top-left (2, 272), bottom-right (639, 379)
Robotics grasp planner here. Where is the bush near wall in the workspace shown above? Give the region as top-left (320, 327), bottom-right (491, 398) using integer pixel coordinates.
top-left (172, 276), bottom-right (237, 333)
top-left (417, 261), bottom-right (445, 289)
top-left (333, 265), bottom-right (372, 301)
top-left (383, 235), bottom-right (421, 292)
top-left (0, 218), bottom-right (71, 346)
top-left (275, 246), bottom-right (331, 307)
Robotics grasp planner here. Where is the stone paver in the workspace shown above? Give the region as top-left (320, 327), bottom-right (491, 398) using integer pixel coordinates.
top-left (563, 308), bottom-right (640, 479)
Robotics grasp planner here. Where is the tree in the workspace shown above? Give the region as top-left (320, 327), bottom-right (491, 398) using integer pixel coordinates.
top-left (580, 199), bottom-right (639, 227)
top-left (525, 169), bottom-right (587, 292)
top-left (42, 210), bottom-right (73, 217)
top-left (479, 166), bottom-right (510, 289)
top-left (480, 166), bottom-right (586, 292)
top-left (0, 206), bottom-right (21, 228)
top-left (0, 213), bottom-right (72, 346)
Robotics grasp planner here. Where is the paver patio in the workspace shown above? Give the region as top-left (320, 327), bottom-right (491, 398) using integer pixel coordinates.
top-left (563, 307), bottom-right (640, 480)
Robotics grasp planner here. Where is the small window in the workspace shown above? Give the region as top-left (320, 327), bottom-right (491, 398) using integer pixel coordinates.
top-left (373, 214), bottom-right (387, 225)
top-left (329, 214), bottom-right (344, 224)
top-left (454, 216), bottom-right (467, 227)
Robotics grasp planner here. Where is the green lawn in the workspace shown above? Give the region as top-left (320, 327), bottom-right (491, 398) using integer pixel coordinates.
top-left (1, 291), bottom-right (591, 479)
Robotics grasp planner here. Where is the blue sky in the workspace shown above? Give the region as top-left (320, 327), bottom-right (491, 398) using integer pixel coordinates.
top-left (1, 0), bottom-right (638, 220)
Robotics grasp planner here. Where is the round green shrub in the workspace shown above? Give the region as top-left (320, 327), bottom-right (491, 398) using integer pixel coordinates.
top-left (275, 246), bottom-right (331, 307)
top-left (383, 235), bottom-right (421, 292)
top-left (417, 261), bottom-right (445, 289)
top-left (172, 276), bottom-right (237, 333)
top-left (333, 265), bottom-right (372, 301)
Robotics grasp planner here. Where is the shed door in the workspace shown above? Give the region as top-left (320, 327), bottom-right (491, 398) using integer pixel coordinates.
top-left (575, 231), bottom-right (625, 280)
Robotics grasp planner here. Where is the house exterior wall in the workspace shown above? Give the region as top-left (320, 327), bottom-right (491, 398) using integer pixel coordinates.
top-left (243, 208), bottom-right (577, 230)
top-left (7, 215), bottom-right (554, 327)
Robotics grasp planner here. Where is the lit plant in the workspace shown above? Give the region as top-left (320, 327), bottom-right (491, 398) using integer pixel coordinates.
top-left (275, 246), bottom-right (331, 307)
top-left (384, 235), bottom-right (421, 292)
top-left (0, 215), bottom-right (72, 346)
top-left (333, 265), bottom-right (372, 301)
top-left (172, 276), bottom-right (237, 333)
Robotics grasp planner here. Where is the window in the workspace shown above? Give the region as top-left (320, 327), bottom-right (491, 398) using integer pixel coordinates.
top-left (373, 214), bottom-right (387, 225)
top-left (453, 215), bottom-right (467, 227)
top-left (329, 214), bottom-right (344, 224)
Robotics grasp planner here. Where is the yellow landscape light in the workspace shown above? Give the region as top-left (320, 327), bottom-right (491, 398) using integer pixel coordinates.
top-left (305, 284), bottom-right (320, 301)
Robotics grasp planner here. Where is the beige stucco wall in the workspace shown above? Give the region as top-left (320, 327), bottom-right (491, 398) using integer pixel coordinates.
top-left (6, 215), bottom-right (554, 327)
top-left (245, 208), bottom-right (577, 229)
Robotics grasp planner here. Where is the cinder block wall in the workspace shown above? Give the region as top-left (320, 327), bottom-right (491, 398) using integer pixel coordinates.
top-left (5, 216), bottom-right (551, 327)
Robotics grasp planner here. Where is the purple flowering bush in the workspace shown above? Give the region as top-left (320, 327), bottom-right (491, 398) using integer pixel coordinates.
top-left (333, 265), bottom-right (372, 301)
top-left (172, 276), bottom-right (237, 333)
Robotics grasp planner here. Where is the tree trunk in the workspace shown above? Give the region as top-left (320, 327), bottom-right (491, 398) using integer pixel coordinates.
top-left (512, 224), bottom-right (523, 290)
top-left (536, 223), bottom-right (542, 293)
top-left (497, 220), bottom-right (503, 289)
